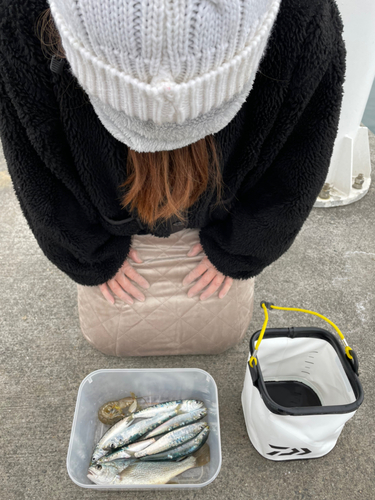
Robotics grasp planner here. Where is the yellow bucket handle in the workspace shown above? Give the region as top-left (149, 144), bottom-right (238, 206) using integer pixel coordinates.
top-left (249, 302), bottom-right (354, 369)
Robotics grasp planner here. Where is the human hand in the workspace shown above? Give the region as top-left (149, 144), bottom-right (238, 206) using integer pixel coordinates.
top-left (182, 243), bottom-right (233, 300)
top-left (98, 248), bottom-right (150, 305)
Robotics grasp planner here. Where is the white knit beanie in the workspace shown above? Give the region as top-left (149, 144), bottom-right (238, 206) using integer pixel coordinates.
top-left (47, 0), bottom-right (281, 152)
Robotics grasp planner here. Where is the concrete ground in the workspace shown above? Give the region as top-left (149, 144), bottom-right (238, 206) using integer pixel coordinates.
top-left (1, 128), bottom-right (374, 500)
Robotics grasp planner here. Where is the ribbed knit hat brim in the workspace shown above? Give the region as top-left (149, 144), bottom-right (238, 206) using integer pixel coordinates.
top-left (88, 66), bottom-right (258, 152)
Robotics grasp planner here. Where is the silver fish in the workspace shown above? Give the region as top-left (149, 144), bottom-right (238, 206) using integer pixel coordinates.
top-left (97, 438), bottom-right (156, 463)
top-left (91, 414), bottom-right (134, 464)
top-left (134, 422), bottom-right (208, 458)
top-left (88, 459), bottom-right (134, 484)
top-left (140, 426), bottom-right (210, 461)
top-left (132, 400), bottom-right (204, 419)
top-left (144, 408), bottom-right (207, 439)
top-left (88, 446), bottom-right (209, 485)
top-left (91, 406), bottom-right (182, 463)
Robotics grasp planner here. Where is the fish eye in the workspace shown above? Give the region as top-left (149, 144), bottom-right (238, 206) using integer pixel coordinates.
top-left (96, 464), bottom-right (102, 470)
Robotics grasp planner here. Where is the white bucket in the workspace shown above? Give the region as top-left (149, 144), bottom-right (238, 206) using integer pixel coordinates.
top-left (241, 303), bottom-right (364, 461)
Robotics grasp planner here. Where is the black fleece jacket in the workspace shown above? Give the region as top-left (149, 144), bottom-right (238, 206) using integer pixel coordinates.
top-left (0, 0), bottom-right (346, 286)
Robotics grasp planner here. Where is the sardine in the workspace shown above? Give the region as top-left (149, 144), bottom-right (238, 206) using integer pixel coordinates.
top-left (132, 400), bottom-right (204, 419)
top-left (91, 406), bottom-right (182, 463)
top-left (91, 414), bottom-right (134, 464)
top-left (140, 426), bottom-right (210, 461)
top-left (98, 438), bottom-right (156, 463)
top-left (87, 444), bottom-right (210, 485)
top-left (143, 408), bottom-right (207, 439)
top-left (134, 422), bottom-right (208, 458)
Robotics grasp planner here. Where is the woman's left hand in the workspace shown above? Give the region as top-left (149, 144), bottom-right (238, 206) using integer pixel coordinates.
top-left (183, 243), bottom-right (233, 300)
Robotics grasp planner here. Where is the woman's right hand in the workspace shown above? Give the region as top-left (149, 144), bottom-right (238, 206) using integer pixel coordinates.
top-left (98, 248), bottom-right (150, 305)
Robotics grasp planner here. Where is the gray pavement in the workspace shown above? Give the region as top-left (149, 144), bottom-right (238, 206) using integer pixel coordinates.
top-left (1, 129), bottom-right (374, 500)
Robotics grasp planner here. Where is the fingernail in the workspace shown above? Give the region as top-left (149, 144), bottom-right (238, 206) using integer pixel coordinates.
top-left (138, 296), bottom-right (145, 302)
top-left (187, 292), bottom-right (193, 298)
top-left (127, 299), bottom-right (133, 305)
top-left (200, 296), bottom-right (207, 301)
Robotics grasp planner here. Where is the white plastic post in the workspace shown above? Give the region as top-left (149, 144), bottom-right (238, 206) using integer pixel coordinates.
top-left (314, 0), bottom-right (375, 208)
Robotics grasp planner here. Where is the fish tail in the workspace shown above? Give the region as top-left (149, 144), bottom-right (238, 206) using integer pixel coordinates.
top-left (192, 443), bottom-right (210, 467)
top-left (175, 403), bottom-right (185, 415)
top-left (142, 430), bottom-right (153, 439)
top-left (123, 449), bottom-right (136, 458)
top-left (124, 414), bottom-right (135, 425)
top-left (181, 455), bottom-right (196, 469)
top-left (129, 399), bottom-right (138, 413)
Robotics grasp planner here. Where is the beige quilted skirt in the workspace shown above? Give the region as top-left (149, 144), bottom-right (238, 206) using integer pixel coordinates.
top-left (77, 228), bottom-right (255, 357)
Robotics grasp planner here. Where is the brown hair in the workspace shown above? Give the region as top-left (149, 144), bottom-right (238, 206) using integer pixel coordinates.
top-left (35, 8), bottom-right (228, 231)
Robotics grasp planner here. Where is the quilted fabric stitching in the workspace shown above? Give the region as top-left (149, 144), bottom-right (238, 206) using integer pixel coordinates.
top-left (80, 275), bottom-right (254, 354)
top-left (114, 280), bottom-right (194, 339)
top-left (117, 313), bottom-right (177, 345)
top-left (79, 285), bottom-right (150, 353)
top-left (81, 291), bottom-right (117, 349)
top-left (85, 287), bottom-right (252, 352)
top-left (77, 229), bottom-right (256, 356)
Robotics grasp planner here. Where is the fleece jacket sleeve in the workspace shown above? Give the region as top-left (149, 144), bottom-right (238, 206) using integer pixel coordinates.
top-left (0, 71), bottom-right (132, 287)
top-left (198, 13), bottom-right (346, 281)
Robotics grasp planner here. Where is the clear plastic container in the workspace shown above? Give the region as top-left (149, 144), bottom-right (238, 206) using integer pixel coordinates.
top-left (66, 368), bottom-right (221, 490)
